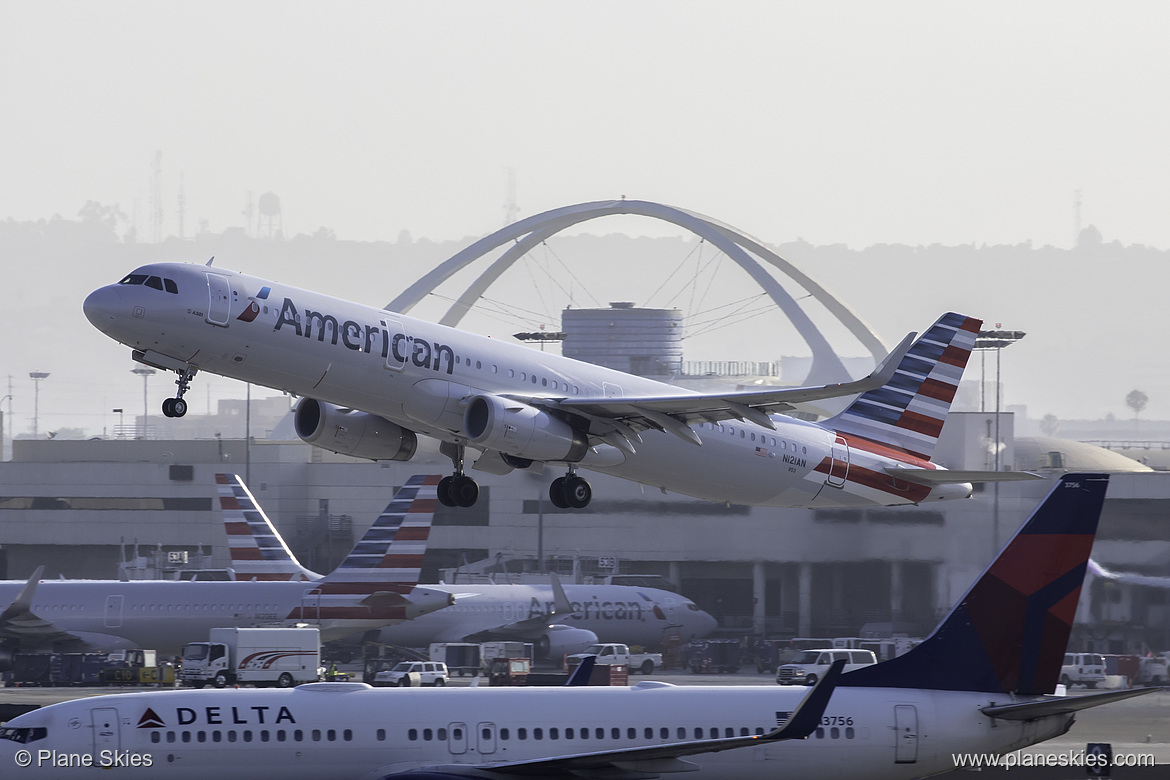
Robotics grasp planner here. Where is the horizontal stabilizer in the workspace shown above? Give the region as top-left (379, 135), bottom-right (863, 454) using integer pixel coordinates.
top-left (884, 468), bottom-right (1044, 486)
top-left (982, 687), bottom-right (1158, 720)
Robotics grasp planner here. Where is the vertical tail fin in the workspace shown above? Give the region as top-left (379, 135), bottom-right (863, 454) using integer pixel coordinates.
top-left (216, 473), bottom-right (319, 581)
top-left (825, 312), bottom-right (981, 460)
top-left (318, 474), bottom-right (441, 595)
top-left (841, 473), bottom-right (1108, 694)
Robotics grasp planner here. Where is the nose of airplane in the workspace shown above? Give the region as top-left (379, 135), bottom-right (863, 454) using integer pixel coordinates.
top-left (82, 286), bottom-right (123, 329)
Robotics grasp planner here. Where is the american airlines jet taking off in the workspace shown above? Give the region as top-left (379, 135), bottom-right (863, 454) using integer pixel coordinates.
top-left (84, 262), bottom-right (1032, 509)
top-left (3, 474), bottom-right (1152, 780)
top-left (0, 476), bottom-right (452, 665)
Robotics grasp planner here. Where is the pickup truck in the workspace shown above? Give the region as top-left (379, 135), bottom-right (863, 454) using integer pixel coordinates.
top-left (567, 643), bottom-right (662, 675)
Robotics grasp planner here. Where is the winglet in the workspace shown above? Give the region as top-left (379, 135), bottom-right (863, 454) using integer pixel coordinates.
top-left (564, 655), bottom-right (597, 686)
top-left (765, 659), bottom-right (844, 741)
top-left (4, 565), bottom-right (46, 617)
top-left (549, 571), bottom-right (575, 618)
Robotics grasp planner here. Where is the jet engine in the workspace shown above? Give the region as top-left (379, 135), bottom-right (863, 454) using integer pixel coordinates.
top-left (464, 394), bottom-right (588, 463)
top-left (294, 399), bottom-right (418, 462)
top-left (534, 625), bottom-right (598, 660)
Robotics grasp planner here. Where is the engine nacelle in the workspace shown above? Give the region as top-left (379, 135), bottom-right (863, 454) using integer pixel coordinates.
top-left (536, 626), bottom-right (599, 660)
top-left (464, 394), bottom-right (588, 463)
top-left (294, 399), bottom-right (418, 462)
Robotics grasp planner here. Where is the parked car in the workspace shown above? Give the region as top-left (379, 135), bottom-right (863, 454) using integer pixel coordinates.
top-left (1060, 653), bottom-right (1105, 689)
top-left (776, 649), bottom-right (876, 685)
top-left (373, 661), bottom-right (448, 687)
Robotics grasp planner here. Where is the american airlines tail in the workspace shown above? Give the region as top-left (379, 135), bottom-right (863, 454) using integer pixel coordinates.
top-left (842, 473), bottom-right (1108, 695)
top-left (825, 312), bottom-right (981, 460)
top-left (312, 474), bottom-right (442, 599)
top-left (217, 473), bottom-right (319, 581)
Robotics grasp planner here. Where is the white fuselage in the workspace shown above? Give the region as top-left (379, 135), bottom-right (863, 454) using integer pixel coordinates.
top-left (0, 683), bottom-right (1073, 780)
top-left (0, 580), bottom-right (448, 656)
top-left (83, 263), bottom-right (969, 508)
top-left (374, 583), bottom-right (716, 649)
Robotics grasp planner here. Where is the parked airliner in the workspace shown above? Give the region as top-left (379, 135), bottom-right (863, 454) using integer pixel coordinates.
top-left (0, 476), bottom-right (452, 665)
top-left (2, 474), bottom-right (1149, 779)
top-left (221, 472), bottom-right (717, 655)
top-left (83, 262), bottom-right (1033, 509)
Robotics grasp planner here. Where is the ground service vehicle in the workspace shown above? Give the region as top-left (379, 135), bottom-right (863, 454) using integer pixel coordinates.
top-left (1060, 652), bottom-right (1105, 689)
top-left (566, 643), bottom-right (661, 674)
top-left (373, 661), bottom-right (449, 687)
top-left (777, 649), bottom-right (876, 685)
top-left (181, 627), bottom-right (320, 688)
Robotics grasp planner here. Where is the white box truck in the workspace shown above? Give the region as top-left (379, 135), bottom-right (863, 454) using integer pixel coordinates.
top-left (181, 628), bottom-right (320, 689)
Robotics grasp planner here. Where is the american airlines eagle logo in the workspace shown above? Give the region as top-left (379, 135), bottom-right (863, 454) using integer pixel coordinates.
top-left (137, 708), bottom-right (165, 728)
top-left (237, 301), bottom-right (261, 322)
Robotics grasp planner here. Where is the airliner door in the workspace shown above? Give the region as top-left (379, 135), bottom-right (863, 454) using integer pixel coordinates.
top-left (894, 704), bottom-right (918, 763)
top-left (206, 273), bottom-right (231, 326)
top-left (91, 707), bottom-right (120, 753)
top-left (825, 436), bottom-right (849, 488)
top-left (104, 595), bottom-right (124, 628)
top-left (383, 317), bottom-right (406, 371)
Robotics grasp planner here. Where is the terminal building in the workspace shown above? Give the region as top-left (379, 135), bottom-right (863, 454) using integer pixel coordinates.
top-left (1, 405), bottom-right (1167, 656)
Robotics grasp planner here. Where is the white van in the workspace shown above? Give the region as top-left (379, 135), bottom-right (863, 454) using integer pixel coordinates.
top-left (776, 649), bottom-right (876, 685)
top-left (1060, 653), bottom-right (1105, 689)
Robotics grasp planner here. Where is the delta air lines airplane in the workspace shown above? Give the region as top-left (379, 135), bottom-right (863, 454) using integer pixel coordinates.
top-left (83, 262), bottom-right (1035, 509)
top-left (1, 475), bottom-right (1150, 779)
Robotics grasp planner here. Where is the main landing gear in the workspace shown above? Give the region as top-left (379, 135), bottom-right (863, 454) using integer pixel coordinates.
top-left (161, 366), bottom-right (198, 418)
top-left (437, 442), bottom-right (480, 508)
top-left (549, 468), bottom-right (592, 509)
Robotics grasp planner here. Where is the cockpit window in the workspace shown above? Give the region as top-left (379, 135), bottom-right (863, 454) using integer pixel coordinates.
top-left (0, 727), bottom-right (48, 744)
top-left (117, 274), bottom-right (178, 293)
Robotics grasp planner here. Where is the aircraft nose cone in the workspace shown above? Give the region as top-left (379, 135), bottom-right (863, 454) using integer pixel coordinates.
top-left (83, 286), bottom-right (122, 328)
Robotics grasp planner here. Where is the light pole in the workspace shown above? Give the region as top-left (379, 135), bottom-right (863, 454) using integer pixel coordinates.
top-left (0, 393), bottom-right (12, 460)
top-left (973, 329), bottom-right (1025, 554)
top-left (29, 371), bottom-right (49, 439)
top-left (112, 408), bottom-right (125, 439)
top-left (131, 367), bottom-right (156, 438)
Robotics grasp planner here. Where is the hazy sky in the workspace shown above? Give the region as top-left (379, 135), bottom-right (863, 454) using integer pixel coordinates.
top-left (4, 1), bottom-right (1170, 249)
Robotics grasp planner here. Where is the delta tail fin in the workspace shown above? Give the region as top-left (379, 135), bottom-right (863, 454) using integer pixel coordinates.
top-left (217, 473), bottom-right (319, 581)
top-left (825, 312), bottom-right (981, 460)
top-left (841, 473), bottom-right (1108, 695)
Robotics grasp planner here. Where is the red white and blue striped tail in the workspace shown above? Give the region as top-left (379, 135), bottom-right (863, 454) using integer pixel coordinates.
top-left (317, 474), bottom-right (442, 597)
top-left (825, 313), bottom-right (982, 460)
top-left (217, 473), bottom-right (318, 582)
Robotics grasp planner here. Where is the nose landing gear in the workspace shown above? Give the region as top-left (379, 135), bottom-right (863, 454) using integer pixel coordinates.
top-left (161, 366), bottom-right (198, 418)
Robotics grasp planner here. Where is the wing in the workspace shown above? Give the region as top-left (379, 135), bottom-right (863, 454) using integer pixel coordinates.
top-left (0, 567), bottom-right (84, 648)
top-left (530, 333), bottom-right (914, 448)
top-left (405, 661), bottom-right (844, 779)
top-left (459, 572), bottom-right (577, 640)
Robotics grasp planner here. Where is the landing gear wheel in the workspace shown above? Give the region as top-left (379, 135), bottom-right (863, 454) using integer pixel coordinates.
top-left (162, 398), bottom-right (175, 417)
top-left (564, 476), bottom-right (591, 509)
top-left (171, 397), bottom-right (187, 417)
top-left (450, 475), bottom-right (479, 507)
top-left (437, 476), bottom-right (457, 508)
top-left (549, 477), bottom-right (570, 509)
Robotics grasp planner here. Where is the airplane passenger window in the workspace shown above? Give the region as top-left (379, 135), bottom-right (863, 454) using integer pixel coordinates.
top-left (846, 727), bottom-right (855, 739)
top-left (243, 730), bottom-right (253, 742)
top-left (533, 728), bottom-right (543, 740)
top-left (197, 732), bottom-right (206, 743)
top-left (212, 732), bottom-right (222, 743)
top-left (831, 727), bottom-right (839, 739)
top-left (182, 731), bottom-right (191, 743)
top-left (549, 728), bottom-right (558, 739)
top-left (327, 730), bottom-right (336, 741)
top-left (725, 727), bottom-right (734, 737)
top-left (518, 728), bottom-right (527, 740)
top-left (260, 731), bottom-right (269, 742)
top-left (659, 727), bottom-right (668, 739)
top-left (677, 728), bottom-right (685, 739)
top-left (611, 728), bottom-right (620, 739)
top-left (740, 728), bottom-right (749, 736)
top-left (150, 732), bottom-right (160, 744)
top-left (408, 729), bottom-right (418, 741)
top-left (579, 728), bottom-right (587, 739)
top-left (227, 731), bottom-right (237, 743)
top-left (815, 728), bottom-right (825, 739)
top-left (312, 730), bottom-right (321, 742)
top-left (294, 730), bottom-right (303, 741)
top-left (500, 728), bottom-right (510, 740)
top-left (376, 729), bottom-right (385, 741)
